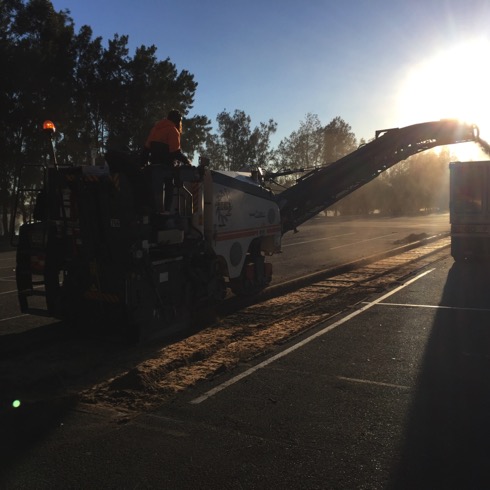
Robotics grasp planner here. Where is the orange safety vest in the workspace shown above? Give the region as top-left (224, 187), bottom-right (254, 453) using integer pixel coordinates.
top-left (145, 119), bottom-right (182, 152)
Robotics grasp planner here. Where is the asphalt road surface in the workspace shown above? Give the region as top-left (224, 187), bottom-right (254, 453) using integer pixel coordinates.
top-left (271, 212), bottom-right (450, 283)
top-left (3, 238), bottom-right (490, 488)
top-left (0, 213), bottom-right (450, 335)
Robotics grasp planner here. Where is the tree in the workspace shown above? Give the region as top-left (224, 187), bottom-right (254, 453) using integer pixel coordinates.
top-left (0, 0), bottom-right (21, 234)
top-left (59, 25), bottom-right (105, 163)
top-left (204, 109), bottom-right (277, 171)
top-left (274, 113), bottom-right (323, 172)
top-left (322, 116), bottom-right (357, 165)
top-left (0, 0), bottom-right (210, 235)
top-left (249, 119), bottom-right (278, 168)
top-left (181, 114), bottom-right (212, 160)
top-left (0, 0), bottom-right (76, 234)
top-left (274, 114), bottom-right (357, 192)
top-left (107, 43), bottom-right (204, 152)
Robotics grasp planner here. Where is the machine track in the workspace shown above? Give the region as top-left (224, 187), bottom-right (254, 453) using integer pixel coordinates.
top-left (1, 236), bottom-right (450, 418)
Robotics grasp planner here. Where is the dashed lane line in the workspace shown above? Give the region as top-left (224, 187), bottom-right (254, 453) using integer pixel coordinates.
top-left (336, 376), bottom-right (409, 390)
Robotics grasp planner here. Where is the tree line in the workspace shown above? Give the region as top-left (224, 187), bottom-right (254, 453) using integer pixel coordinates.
top-left (1, 0), bottom-right (455, 236)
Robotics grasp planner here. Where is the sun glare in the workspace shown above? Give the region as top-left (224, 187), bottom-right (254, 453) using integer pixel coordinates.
top-left (397, 39), bottom-right (490, 160)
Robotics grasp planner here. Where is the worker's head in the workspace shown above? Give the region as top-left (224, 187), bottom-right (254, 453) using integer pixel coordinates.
top-left (167, 110), bottom-right (183, 131)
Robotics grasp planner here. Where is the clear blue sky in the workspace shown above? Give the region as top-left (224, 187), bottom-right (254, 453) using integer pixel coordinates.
top-left (51, 0), bottom-right (490, 148)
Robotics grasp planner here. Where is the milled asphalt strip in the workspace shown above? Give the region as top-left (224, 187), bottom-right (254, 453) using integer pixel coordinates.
top-left (190, 268), bottom-right (435, 404)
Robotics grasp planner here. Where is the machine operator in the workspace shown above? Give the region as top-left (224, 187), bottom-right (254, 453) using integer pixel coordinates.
top-left (144, 109), bottom-right (192, 213)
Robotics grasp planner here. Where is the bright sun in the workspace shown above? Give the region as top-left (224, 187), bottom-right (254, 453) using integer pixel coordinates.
top-left (397, 39), bottom-right (490, 160)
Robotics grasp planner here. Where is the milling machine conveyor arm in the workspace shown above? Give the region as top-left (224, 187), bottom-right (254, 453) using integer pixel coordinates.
top-left (277, 120), bottom-right (480, 234)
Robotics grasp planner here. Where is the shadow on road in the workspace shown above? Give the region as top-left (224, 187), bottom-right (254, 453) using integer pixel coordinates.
top-left (389, 261), bottom-right (490, 489)
top-left (0, 320), bottom-right (159, 474)
top-left (0, 321), bottom-right (109, 473)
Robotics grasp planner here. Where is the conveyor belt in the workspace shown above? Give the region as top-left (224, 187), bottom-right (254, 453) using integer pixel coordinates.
top-left (278, 120), bottom-right (479, 234)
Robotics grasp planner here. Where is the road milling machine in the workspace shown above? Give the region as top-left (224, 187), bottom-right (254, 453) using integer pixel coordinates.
top-left (12, 119), bottom-right (480, 340)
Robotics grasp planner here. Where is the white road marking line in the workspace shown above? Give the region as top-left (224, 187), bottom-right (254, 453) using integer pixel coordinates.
top-left (282, 232), bottom-right (356, 248)
top-left (0, 314), bottom-right (29, 322)
top-left (0, 284), bottom-right (43, 295)
top-left (337, 376), bottom-right (409, 390)
top-left (190, 268), bottom-right (435, 404)
top-left (368, 302), bottom-right (490, 312)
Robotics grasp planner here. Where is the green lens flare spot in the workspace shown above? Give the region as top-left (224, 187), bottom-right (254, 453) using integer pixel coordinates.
top-left (12, 400), bottom-right (21, 408)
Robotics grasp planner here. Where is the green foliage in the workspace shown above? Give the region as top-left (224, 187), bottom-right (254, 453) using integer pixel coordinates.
top-left (0, 0), bottom-right (209, 235)
top-left (274, 114), bottom-right (455, 217)
top-left (204, 109), bottom-right (277, 171)
top-left (274, 113), bottom-right (323, 171)
top-left (323, 116), bottom-right (357, 164)
top-left (275, 114), bottom-right (356, 173)
top-left (1, 0), bottom-right (77, 234)
top-left (0, 0), bottom-right (462, 236)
